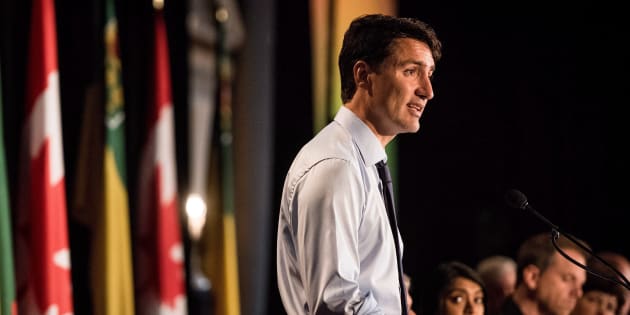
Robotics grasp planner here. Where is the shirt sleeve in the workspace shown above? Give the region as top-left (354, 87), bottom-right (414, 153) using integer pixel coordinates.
top-left (294, 158), bottom-right (384, 314)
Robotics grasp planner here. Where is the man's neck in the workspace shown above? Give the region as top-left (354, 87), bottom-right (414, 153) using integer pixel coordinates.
top-left (343, 103), bottom-right (395, 147)
top-left (511, 286), bottom-right (544, 315)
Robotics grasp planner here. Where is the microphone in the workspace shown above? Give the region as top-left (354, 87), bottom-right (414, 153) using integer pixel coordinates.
top-left (504, 189), bottom-right (528, 210)
top-left (504, 189), bottom-right (558, 230)
top-left (504, 189), bottom-right (630, 291)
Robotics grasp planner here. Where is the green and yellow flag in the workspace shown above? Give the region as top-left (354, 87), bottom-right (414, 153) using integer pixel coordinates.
top-left (92, 0), bottom-right (135, 313)
top-left (72, 0), bottom-right (135, 314)
top-left (0, 66), bottom-right (18, 315)
top-left (212, 7), bottom-right (242, 314)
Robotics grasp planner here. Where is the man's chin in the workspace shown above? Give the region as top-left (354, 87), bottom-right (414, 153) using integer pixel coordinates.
top-left (395, 121), bottom-right (420, 134)
top-left (554, 303), bottom-right (577, 315)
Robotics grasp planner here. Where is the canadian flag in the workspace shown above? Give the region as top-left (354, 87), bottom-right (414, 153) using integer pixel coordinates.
top-left (16, 0), bottom-right (74, 314)
top-left (134, 8), bottom-right (187, 315)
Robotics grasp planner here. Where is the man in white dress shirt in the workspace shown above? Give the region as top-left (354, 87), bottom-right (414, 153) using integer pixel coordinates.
top-left (277, 13), bottom-right (442, 314)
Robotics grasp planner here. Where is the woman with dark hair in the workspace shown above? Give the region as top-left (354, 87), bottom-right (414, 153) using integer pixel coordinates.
top-left (571, 254), bottom-right (626, 315)
top-left (420, 261), bottom-right (487, 315)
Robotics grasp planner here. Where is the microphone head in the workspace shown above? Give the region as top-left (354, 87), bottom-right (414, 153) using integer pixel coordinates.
top-left (505, 189), bottom-right (529, 210)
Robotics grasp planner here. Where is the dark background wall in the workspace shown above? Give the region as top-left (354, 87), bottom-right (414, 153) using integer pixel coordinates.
top-left (1, 0), bottom-right (628, 314)
top-left (394, 0), bottom-right (629, 303)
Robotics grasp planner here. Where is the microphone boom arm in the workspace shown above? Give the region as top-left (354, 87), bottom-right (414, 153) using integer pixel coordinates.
top-left (549, 229), bottom-right (630, 291)
top-left (506, 189), bottom-right (630, 291)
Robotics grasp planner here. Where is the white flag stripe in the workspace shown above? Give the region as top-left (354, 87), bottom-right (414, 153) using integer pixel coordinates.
top-left (154, 104), bottom-right (177, 203)
top-left (27, 71), bottom-right (65, 183)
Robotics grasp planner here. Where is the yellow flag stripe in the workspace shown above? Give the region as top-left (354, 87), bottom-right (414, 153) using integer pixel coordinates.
top-left (103, 148), bottom-right (135, 314)
top-left (223, 215), bottom-right (240, 315)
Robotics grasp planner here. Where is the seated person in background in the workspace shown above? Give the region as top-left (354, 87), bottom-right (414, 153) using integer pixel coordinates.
top-left (571, 254), bottom-right (626, 315)
top-left (596, 251), bottom-right (630, 315)
top-left (419, 260), bottom-right (486, 315)
top-left (498, 232), bottom-right (589, 315)
top-left (404, 273), bottom-right (418, 315)
top-left (477, 255), bottom-right (517, 315)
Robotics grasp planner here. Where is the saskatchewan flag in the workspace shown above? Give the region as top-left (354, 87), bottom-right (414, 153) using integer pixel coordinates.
top-left (0, 68), bottom-right (17, 315)
top-left (90, 0), bottom-right (136, 313)
top-left (216, 9), bottom-right (241, 315)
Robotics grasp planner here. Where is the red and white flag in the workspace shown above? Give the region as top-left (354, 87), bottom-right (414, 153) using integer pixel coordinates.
top-left (15, 0), bottom-right (74, 314)
top-left (135, 8), bottom-right (187, 315)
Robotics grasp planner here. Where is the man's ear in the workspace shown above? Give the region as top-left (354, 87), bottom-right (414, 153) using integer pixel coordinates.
top-left (353, 60), bottom-right (371, 90)
top-left (522, 264), bottom-right (540, 290)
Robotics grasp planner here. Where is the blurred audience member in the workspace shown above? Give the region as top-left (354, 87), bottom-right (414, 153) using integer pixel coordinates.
top-left (571, 254), bottom-right (626, 315)
top-left (597, 251), bottom-right (630, 315)
top-left (477, 255), bottom-right (517, 315)
top-left (419, 260), bottom-right (486, 315)
top-left (404, 273), bottom-right (418, 315)
top-left (497, 232), bottom-right (589, 315)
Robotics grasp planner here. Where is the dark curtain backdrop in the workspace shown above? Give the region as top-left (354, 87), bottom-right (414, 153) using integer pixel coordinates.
top-left (395, 0), bottom-right (629, 284)
top-left (1, 0), bottom-right (628, 314)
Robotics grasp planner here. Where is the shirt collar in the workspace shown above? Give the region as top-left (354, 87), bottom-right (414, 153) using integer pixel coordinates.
top-left (334, 106), bottom-right (387, 167)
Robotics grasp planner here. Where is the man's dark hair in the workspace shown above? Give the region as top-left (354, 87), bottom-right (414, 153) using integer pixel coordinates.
top-left (338, 13), bottom-right (442, 103)
top-left (515, 232), bottom-right (590, 285)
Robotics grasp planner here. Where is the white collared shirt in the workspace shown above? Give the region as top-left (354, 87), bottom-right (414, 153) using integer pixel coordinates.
top-left (277, 106), bottom-right (403, 314)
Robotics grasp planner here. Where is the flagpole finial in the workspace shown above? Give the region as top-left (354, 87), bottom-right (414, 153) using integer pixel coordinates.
top-left (153, 0), bottom-right (164, 10)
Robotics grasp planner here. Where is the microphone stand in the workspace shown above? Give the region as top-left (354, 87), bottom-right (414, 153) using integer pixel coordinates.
top-left (512, 191), bottom-right (630, 291)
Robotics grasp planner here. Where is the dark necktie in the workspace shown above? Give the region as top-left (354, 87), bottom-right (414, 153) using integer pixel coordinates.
top-left (376, 160), bottom-right (408, 315)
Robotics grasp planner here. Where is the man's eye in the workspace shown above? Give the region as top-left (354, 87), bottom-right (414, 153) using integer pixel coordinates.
top-left (404, 69), bottom-right (417, 76)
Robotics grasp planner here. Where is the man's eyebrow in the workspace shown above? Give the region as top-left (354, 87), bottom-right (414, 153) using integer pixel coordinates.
top-left (399, 60), bottom-right (435, 71)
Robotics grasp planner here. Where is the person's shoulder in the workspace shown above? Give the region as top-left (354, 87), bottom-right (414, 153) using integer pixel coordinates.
top-left (302, 121), bottom-right (356, 160)
top-left (496, 296), bottom-right (523, 315)
top-left (283, 147), bottom-right (361, 200)
top-left (284, 124), bottom-right (361, 184)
